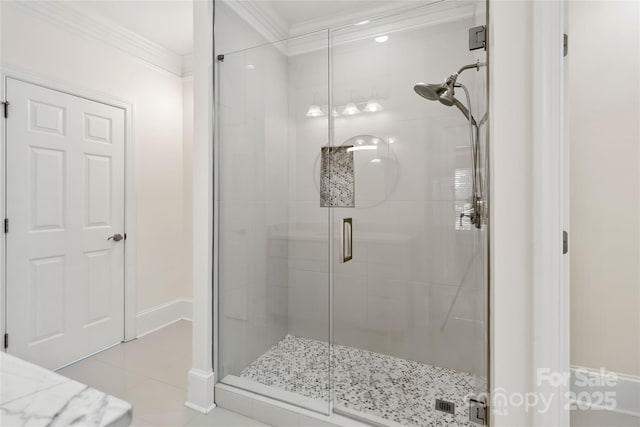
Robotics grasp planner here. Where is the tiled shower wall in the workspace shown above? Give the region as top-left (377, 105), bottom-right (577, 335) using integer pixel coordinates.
top-left (285, 13), bottom-right (487, 376)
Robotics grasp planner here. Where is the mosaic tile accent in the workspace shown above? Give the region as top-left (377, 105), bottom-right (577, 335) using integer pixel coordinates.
top-left (320, 146), bottom-right (355, 207)
top-left (240, 335), bottom-right (486, 427)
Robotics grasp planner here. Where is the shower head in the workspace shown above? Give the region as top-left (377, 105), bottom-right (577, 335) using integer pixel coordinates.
top-left (413, 61), bottom-right (486, 125)
top-left (415, 71), bottom-right (458, 105)
top-left (414, 72), bottom-right (457, 101)
top-left (413, 73), bottom-right (479, 125)
top-left (438, 83), bottom-right (457, 107)
top-left (413, 82), bottom-right (447, 101)
top-left (414, 81), bottom-right (476, 126)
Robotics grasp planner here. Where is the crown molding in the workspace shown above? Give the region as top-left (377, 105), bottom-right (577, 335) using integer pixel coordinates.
top-left (6, 1), bottom-right (190, 78)
top-left (288, 1), bottom-right (438, 37)
top-left (286, 1), bottom-right (476, 56)
top-left (221, 0), bottom-right (477, 57)
top-left (222, 0), bottom-right (289, 44)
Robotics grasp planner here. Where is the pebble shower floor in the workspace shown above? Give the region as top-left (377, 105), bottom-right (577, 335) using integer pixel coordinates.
top-left (239, 335), bottom-right (484, 427)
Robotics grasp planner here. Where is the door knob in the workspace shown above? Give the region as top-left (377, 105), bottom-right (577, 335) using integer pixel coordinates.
top-left (108, 233), bottom-right (124, 242)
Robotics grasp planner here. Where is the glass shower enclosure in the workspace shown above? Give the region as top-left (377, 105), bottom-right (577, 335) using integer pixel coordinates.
top-left (215, 1), bottom-right (489, 426)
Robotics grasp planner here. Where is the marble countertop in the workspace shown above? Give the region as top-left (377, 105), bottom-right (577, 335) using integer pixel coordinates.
top-left (0, 352), bottom-right (132, 427)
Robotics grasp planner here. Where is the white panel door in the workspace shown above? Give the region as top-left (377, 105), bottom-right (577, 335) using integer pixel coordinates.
top-left (6, 78), bottom-right (125, 369)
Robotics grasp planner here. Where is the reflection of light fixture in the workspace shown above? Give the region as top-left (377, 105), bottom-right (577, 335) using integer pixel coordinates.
top-left (347, 145), bottom-right (377, 152)
top-left (364, 99), bottom-right (383, 112)
top-left (331, 108), bottom-right (340, 117)
top-left (306, 104), bottom-right (324, 117)
top-left (375, 35), bottom-right (389, 43)
top-left (370, 158), bottom-right (382, 163)
top-left (355, 20), bottom-right (370, 26)
top-left (388, 137), bottom-right (397, 144)
top-left (245, 64), bottom-right (255, 70)
top-left (342, 102), bottom-right (361, 115)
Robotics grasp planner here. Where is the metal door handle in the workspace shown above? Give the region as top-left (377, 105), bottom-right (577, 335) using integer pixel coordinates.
top-left (108, 233), bottom-right (124, 242)
top-left (340, 218), bottom-right (352, 263)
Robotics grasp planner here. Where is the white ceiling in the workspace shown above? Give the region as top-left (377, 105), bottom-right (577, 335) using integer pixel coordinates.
top-left (268, 0), bottom-right (399, 27)
top-left (68, 0), bottom-right (403, 57)
top-left (72, 0), bottom-right (193, 56)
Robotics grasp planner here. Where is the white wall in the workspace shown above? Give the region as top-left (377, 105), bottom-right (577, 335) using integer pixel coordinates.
top-left (183, 77), bottom-right (194, 299)
top-left (569, 0), bottom-right (640, 378)
top-left (0, 3), bottom-right (193, 324)
top-left (489, 1), bottom-right (534, 425)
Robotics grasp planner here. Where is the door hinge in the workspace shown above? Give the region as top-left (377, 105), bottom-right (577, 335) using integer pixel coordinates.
top-left (469, 25), bottom-right (486, 51)
top-left (563, 230), bottom-right (569, 254)
top-left (4, 218), bottom-right (8, 234)
top-left (563, 33), bottom-right (568, 57)
top-left (4, 333), bottom-right (8, 349)
top-left (217, 54), bottom-right (225, 62)
top-left (2, 101), bottom-right (9, 118)
top-left (469, 398), bottom-right (487, 425)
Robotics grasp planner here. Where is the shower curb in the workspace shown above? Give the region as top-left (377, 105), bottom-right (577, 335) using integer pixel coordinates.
top-left (215, 383), bottom-right (406, 427)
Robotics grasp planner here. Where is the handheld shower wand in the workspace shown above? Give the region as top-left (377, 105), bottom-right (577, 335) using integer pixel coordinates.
top-left (413, 60), bottom-right (487, 228)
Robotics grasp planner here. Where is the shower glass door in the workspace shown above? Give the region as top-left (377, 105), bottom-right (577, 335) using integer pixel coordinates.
top-left (216, 30), bottom-right (332, 414)
top-left (216, 1), bottom-right (489, 425)
top-left (328, 2), bottom-right (488, 425)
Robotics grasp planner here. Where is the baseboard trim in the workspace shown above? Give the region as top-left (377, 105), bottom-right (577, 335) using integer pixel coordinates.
top-left (187, 368), bottom-right (216, 414)
top-left (571, 366), bottom-right (640, 417)
top-left (184, 400), bottom-right (216, 414)
top-left (136, 297), bottom-right (193, 338)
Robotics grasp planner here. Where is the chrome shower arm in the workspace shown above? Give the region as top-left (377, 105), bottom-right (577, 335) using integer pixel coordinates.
top-left (442, 61), bottom-right (486, 99)
top-left (456, 61), bottom-right (487, 75)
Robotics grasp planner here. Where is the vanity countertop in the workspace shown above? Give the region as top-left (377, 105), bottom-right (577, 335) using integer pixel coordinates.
top-left (0, 352), bottom-right (132, 427)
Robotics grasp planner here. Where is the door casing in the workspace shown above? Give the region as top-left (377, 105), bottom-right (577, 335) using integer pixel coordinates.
top-left (0, 66), bottom-right (138, 359)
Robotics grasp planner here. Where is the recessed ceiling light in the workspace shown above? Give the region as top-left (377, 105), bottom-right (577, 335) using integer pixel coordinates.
top-left (375, 35), bottom-right (389, 43)
top-left (355, 20), bottom-right (370, 26)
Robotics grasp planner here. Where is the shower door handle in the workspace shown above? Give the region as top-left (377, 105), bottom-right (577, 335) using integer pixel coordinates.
top-left (340, 218), bottom-right (353, 263)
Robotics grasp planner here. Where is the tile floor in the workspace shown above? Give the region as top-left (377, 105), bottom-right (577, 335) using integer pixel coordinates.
top-left (59, 321), bottom-right (267, 427)
top-left (240, 335), bottom-right (483, 427)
